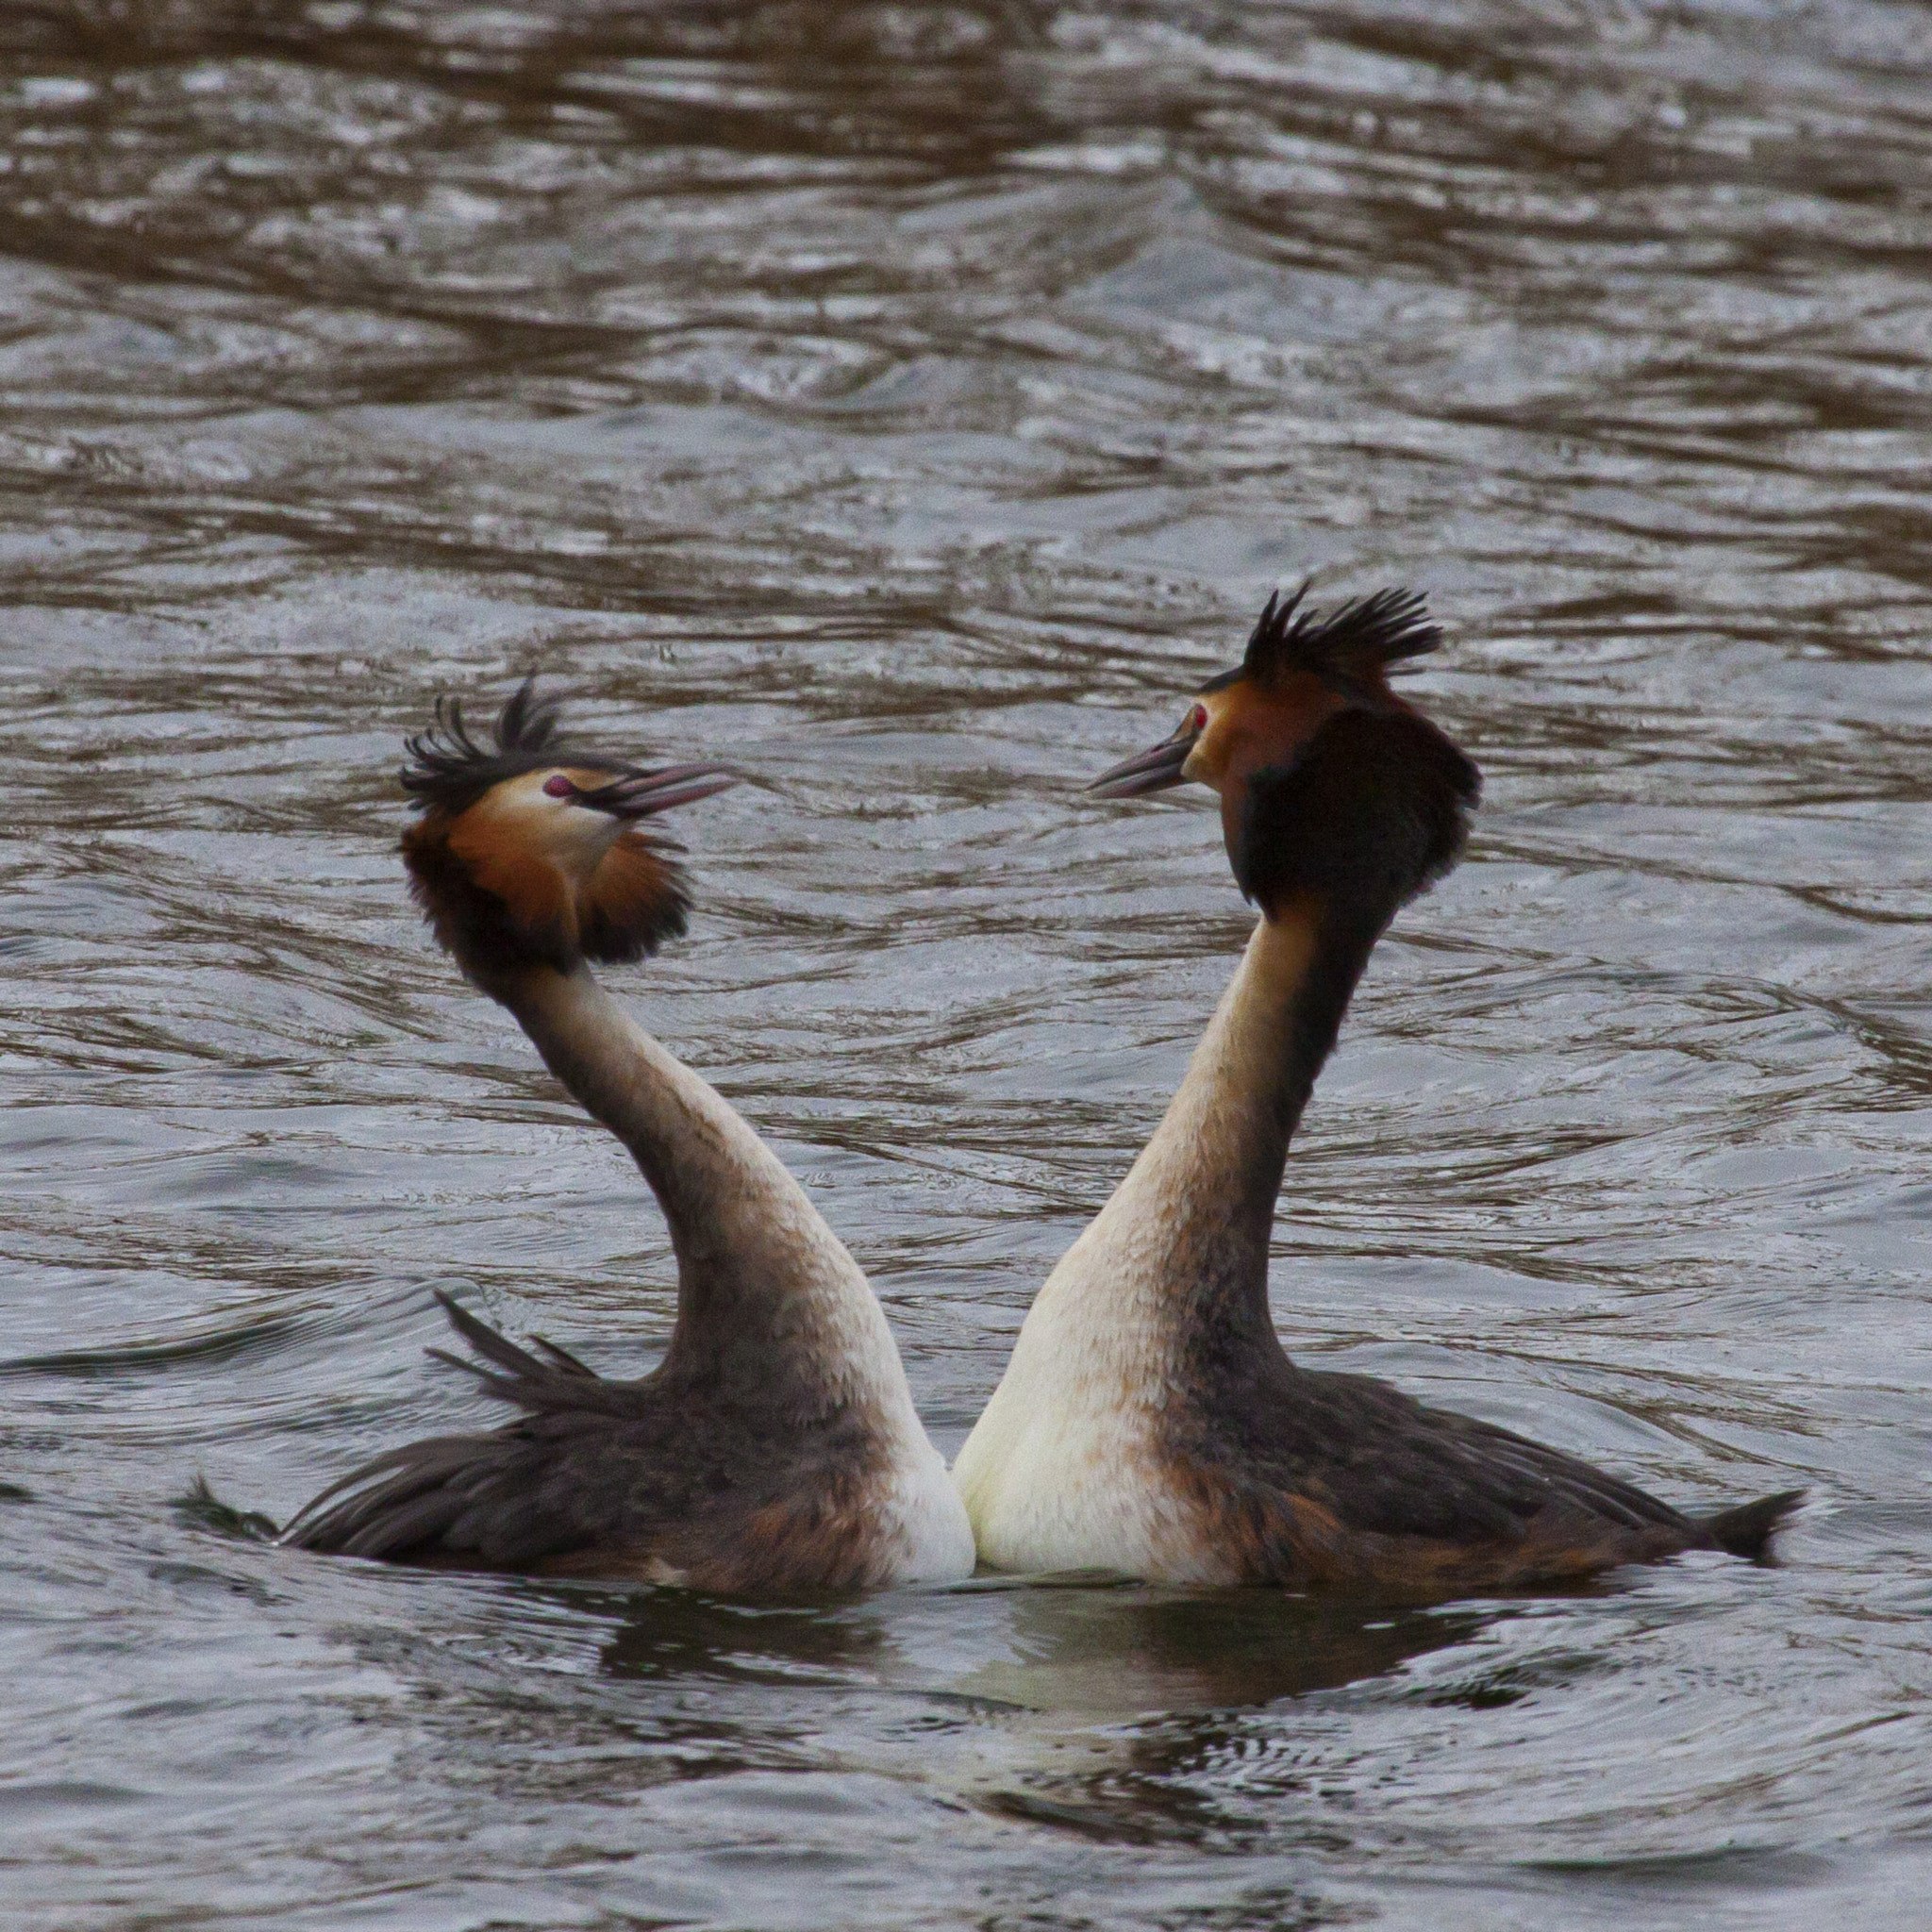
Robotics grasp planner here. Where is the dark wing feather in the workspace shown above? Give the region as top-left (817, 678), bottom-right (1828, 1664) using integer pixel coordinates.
top-left (1700, 1488), bottom-right (1804, 1560)
top-left (1242, 1365), bottom-right (1690, 1547)
top-left (1202, 1357), bottom-right (1804, 1579)
top-left (280, 1297), bottom-right (672, 1568)
top-left (423, 1290), bottom-right (608, 1404)
top-left (279, 1297), bottom-right (893, 1587)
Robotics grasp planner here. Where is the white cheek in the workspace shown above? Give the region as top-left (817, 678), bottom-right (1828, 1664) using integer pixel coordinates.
top-left (495, 783), bottom-right (618, 870)
top-left (1182, 736), bottom-right (1225, 790)
top-left (1181, 706), bottom-right (1224, 789)
top-left (553, 804), bottom-right (620, 864)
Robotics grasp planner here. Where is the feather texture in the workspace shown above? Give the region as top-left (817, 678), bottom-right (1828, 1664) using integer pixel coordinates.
top-left (282, 1293), bottom-right (947, 1593)
top-left (1236, 581), bottom-right (1442, 701)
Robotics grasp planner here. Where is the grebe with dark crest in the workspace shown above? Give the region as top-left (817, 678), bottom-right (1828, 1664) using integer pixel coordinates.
top-left (953, 588), bottom-right (1801, 1592)
top-left (281, 680), bottom-right (974, 1593)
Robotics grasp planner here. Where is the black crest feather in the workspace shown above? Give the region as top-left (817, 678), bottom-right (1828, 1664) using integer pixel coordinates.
top-left (400, 674), bottom-right (575, 812)
top-left (1239, 581), bottom-right (1442, 701)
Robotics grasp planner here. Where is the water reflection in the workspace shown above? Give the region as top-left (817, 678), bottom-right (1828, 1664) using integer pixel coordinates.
top-left (957, 1578), bottom-right (1496, 1719)
top-left (560, 1573), bottom-right (1510, 1853)
top-left (577, 1568), bottom-right (1499, 1714)
top-left (592, 1585), bottom-right (901, 1689)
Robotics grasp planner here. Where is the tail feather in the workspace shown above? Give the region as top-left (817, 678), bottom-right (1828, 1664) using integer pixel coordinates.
top-left (278, 1436), bottom-right (482, 1557)
top-left (1702, 1488), bottom-right (1805, 1561)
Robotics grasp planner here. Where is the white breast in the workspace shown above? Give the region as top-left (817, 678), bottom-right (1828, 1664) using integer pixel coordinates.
top-left (950, 1230), bottom-right (1233, 1584)
top-left (874, 1428), bottom-right (978, 1584)
top-left (952, 915), bottom-right (1302, 1584)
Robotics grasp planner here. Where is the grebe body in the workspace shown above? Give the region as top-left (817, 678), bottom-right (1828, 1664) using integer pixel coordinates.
top-left (282, 681), bottom-right (974, 1593)
top-left (955, 591), bottom-right (1800, 1591)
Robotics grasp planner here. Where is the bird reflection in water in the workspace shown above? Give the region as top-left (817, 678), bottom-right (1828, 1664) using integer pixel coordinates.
top-left (949, 1576), bottom-right (1506, 1848)
top-left (557, 1569), bottom-right (1507, 1851)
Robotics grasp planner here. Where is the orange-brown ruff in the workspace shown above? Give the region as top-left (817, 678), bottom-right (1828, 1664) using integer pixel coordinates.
top-left (281, 680), bottom-right (974, 1595)
top-left (953, 588), bottom-right (1802, 1594)
top-left (397, 678), bottom-right (700, 981)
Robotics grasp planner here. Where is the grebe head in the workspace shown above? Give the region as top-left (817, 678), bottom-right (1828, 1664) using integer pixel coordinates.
top-left (1090, 585), bottom-right (1478, 921)
top-left (398, 675), bottom-right (738, 980)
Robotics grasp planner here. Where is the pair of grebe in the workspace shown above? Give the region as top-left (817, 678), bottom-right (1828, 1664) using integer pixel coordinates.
top-left (282, 591), bottom-right (1800, 1594)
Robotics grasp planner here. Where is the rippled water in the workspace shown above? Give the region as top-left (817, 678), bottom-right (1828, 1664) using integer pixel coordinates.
top-left (3, 4), bottom-right (1930, 1926)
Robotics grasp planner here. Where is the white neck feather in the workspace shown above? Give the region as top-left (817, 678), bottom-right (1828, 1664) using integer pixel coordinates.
top-left (952, 907), bottom-right (1321, 1577)
top-left (498, 965), bottom-right (975, 1583)
top-left (1057, 908), bottom-right (1317, 1306)
top-left (504, 966), bottom-right (910, 1416)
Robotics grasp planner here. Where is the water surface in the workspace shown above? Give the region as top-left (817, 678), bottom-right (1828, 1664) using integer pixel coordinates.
top-left (3, 5), bottom-right (1930, 1927)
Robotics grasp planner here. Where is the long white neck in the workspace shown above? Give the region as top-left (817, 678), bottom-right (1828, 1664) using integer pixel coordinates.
top-left (499, 965), bottom-right (910, 1419)
top-left (952, 899), bottom-right (1372, 1574)
top-left (1056, 904), bottom-right (1324, 1347)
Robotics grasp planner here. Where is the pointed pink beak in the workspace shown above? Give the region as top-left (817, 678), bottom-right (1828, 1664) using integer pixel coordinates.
top-left (578, 764), bottom-right (740, 819)
top-left (1088, 720), bottom-right (1201, 798)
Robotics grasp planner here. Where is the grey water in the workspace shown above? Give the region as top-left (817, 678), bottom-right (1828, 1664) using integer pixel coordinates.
top-left (2, 4), bottom-right (1929, 1927)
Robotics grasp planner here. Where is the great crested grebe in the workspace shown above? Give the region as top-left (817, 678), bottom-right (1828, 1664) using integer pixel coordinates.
top-left (953, 588), bottom-right (1801, 1592)
top-left (281, 680), bottom-right (974, 1593)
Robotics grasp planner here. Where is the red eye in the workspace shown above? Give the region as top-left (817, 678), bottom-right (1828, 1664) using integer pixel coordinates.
top-left (1188, 704), bottom-right (1208, 733)
top-left (542, 774), bottom-right (575, 798)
